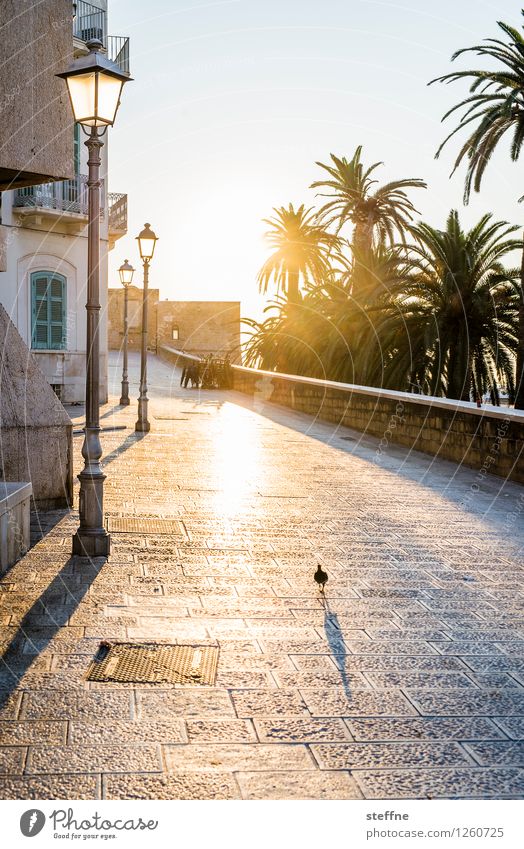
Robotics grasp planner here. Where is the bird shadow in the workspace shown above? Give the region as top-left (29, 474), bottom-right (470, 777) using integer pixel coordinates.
top-left (320, 591), bottom-right (352, 701)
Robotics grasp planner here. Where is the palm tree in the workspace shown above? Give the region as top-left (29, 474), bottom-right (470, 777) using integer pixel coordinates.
top-left (311, 146), bottom-right (426, 252)
top-left (431, 11), bottom-right (524, 406)
top-left (383, 211), bottom-right (521, 401)
top-left (257, 204), bottom-right (340, 303)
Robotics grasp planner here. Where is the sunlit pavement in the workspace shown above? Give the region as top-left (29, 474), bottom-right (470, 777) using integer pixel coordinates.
top-left (1, 351), bottom-right (524, 799)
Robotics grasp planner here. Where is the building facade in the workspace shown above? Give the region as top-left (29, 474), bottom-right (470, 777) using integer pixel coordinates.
top-left (0, 1), bottom-right (129, 404)
top-left (107, 289), bottom-right (241, 359)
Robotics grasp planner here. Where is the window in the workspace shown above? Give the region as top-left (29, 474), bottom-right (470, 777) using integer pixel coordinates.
top-left (172, 325), bottom-right (179, 341)
top-left (31, 272), bottom-right (67, 350)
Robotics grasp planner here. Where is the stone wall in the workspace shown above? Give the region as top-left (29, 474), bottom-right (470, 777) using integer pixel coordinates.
top-left (107, 287), bottom-right (159, 352)
top-left (232, 366), bottom-right (524, 485)
top-left (0, 305), bottom-right (73, 508)
top-left (0, 0), bottom-right (74, 189)
top-left (108, 291), bottom-right (240, 358)
top-left (158, 347), bottom-right (524, 485)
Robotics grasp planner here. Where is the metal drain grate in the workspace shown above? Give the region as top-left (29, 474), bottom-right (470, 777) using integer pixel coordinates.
top-left (154, 416), bottom-right (189, 421)
top-left (87, 642), bottom-right (219, 685)
top-left (106, 517), bottom-right (185, 535)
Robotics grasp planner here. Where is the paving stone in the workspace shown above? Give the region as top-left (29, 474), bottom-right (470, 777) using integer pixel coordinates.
top-left (300, 688), bottom-right (417, 717)
top-left (312, 741), bottom-right (470, 769)
top-left (186, 720), bottom-right (256, 743)
top-left (346, 718), bottom-right (507, 741)
top-left (165, 743), bottom-right (313, 771)
top-left (237, 770), bottom-right (361, 800)
top-left (0, 747), bottom-right (26, 774)
top-left (355, 768), bottom-right (524, 799)
top-left (0, 775), bottom-right (99, 799)
top-left (465, 741), bottom-right (524, 766)
top-left (230, 689), bottom-right (308, 717)
top-left (27, 745), bottom-right (161, 774)
top-left (492, 717), bottom-right (524, 739)
top-left (255, 718), bottom-right (351, 742)
top-left (407, 689), bottom-right (524, 717)
top-left (365, 672), bottom-right (474, 688)
top-left (104, 772), bottom-right (240, 799)
top-left (21, 691), bottom-right (133, 720)
top-left (138, 690), bottom-right (235, 719)
top-left (0, 721), bottom-right (66, 745)
top-left (69, 720), bottom-right (186, 745)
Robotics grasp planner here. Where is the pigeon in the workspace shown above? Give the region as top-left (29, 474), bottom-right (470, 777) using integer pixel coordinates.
top-left (314, 564), bottom-right (328, 592)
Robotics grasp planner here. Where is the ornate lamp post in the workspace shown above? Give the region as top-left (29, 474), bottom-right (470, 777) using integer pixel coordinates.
top-left (57, 40), bottom-right (132, 557)
top-left (118, 260), bottom-right (135, 405)
top-left (135, 223), bottom-right (158, 433)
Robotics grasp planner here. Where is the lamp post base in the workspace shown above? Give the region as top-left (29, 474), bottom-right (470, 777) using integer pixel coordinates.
top-left (135, 419), bottom-right (150, 432)
top-left (119, 396), bottom-right (130, 406)
top-left (72, 529), bottom-right (111, 557)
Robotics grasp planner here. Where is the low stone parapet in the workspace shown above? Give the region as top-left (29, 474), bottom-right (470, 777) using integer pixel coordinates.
top-left (157, 345), bottom-right (524, 484)
top-left (231, 366), bottom-right (524, 486)
top-left (0, 481), bottom-right (31, 573)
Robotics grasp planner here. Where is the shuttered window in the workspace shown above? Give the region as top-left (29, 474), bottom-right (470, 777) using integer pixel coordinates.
top-left (31, 272), bottom-right (67, 350)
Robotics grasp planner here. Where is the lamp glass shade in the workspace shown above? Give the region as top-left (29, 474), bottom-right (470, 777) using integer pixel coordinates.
top-left (119, 260), bottom-right (135, 286)
top-left (66, 70), bottom-right (124, 127)
top-left (136, 224), bottom-right (158, 261)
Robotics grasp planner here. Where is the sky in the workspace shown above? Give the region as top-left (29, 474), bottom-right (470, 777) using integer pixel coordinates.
top-left (107, 0), bottom-right (524, 323)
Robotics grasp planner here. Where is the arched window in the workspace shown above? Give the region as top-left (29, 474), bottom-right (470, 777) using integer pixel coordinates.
top-left (31, 271), bottom-right (67, 350)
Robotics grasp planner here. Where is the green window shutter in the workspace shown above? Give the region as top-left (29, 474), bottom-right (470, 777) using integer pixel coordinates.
top-left (31, 272), bottom-right (67, 350)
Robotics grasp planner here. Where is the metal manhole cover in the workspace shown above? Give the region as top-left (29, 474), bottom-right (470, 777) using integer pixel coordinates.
top-left (107, 517), bottom-right (185, 535)
top-left (87, 642), bottom-right (219, 685)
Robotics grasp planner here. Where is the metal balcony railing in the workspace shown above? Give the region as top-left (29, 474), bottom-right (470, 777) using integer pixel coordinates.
top-left (106, 36), bottom-right (130, 76)
top-left (108, 192), bottom-right (128, 233)
top-left (14, 175), bottom-right (105, 217)
top-left (73, 1), bottom-right (106, 43)
top-left (73, 3), bottom-right (131, 76)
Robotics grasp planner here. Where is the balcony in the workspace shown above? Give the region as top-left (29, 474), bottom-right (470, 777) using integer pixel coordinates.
top-left (13, 175), bottom-right (105, 233)
top-left (73, 1), bottom-right (106, 43)
top-left (73, 2), bottom-right (131, 76)
top-left (108, 193), bottom-right (128, 249)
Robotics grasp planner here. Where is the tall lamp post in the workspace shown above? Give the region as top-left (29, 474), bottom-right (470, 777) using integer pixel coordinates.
top-left (118, 260), bottom-right (135, 405)
top-left (57, 40), bottom-right (132, 557)
top-left (135, 223), bottom-right (158, 433)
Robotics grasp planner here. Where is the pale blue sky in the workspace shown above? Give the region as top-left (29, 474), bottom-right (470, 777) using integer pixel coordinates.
top-left (107, 0), bottom-right (523, 319)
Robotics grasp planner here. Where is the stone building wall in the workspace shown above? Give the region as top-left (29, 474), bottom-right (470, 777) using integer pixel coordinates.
top-left (108, 290), bottom-right (240, 357)
top-left (107, 287), bottom-right (159, 352)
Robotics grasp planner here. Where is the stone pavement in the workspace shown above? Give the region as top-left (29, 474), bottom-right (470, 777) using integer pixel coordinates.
top-left (1, 351), bottom-right (524, 800)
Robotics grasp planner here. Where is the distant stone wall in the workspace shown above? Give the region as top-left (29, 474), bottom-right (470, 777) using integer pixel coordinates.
top-left (231, 366), bottom-right (524, 485)
top-left (108, 293), bottom-right (240, 358)
top-left (107, 287), bottom-right (159, 352)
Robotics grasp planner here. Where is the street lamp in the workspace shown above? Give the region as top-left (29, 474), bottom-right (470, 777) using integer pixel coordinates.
top-left (57, 40), bottom-right (132, 558)
top-left (135, 223), bottom-right (158, 433)
top-left (118, 259), bottom-right (135, 406)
